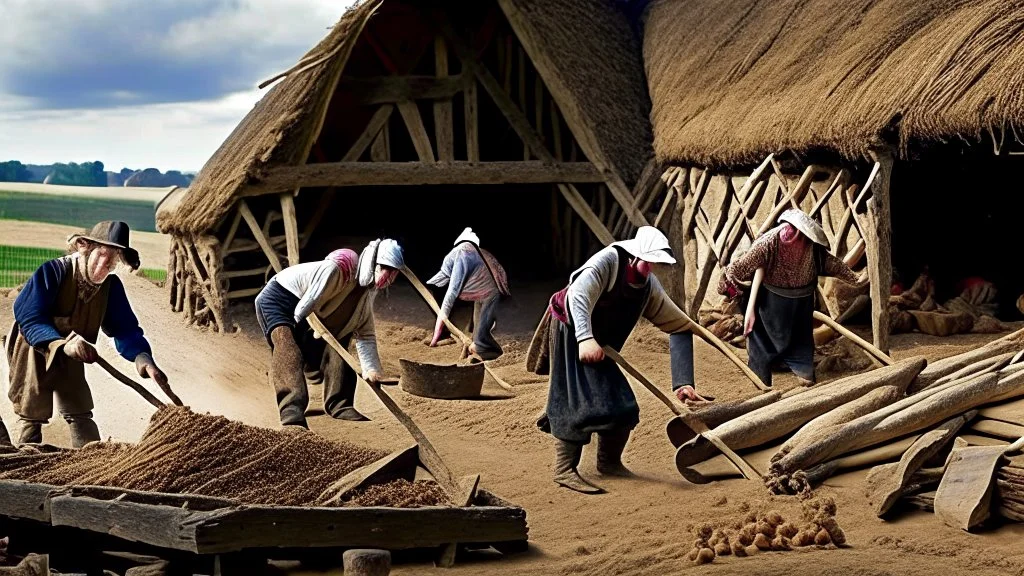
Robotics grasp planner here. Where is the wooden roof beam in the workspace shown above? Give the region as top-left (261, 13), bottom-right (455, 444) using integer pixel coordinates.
top-left (242, 161), bottom-right (605, 195)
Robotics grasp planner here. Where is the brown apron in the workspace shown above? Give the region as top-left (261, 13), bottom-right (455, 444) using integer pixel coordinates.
top-left (6, 256), bottom-right (110, 421)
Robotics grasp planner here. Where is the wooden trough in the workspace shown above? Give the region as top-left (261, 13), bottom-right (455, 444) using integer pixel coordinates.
top-left (0, 445), bottom-right (528, 566)
top-left (399, 359), bottom-right (485, 399)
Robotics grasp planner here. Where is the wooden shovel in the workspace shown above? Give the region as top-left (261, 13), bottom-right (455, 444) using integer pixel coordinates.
top-left (307, 314), bottom-right (469, 503)
top-left (400, 266), bottom-right (514, 393)
top-left (603, 346), bottom-right (761, 481)
top-left (95, 355), bottom-right (176, 409)
top-left (934, 434), bottom-right (1024, 531)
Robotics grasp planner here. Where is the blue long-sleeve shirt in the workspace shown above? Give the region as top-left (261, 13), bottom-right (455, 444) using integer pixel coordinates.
top-left (13, 257), bottom-right (152, 362)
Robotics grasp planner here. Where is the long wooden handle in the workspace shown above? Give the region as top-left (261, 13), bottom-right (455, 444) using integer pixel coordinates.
top-left (603, 346), bottom-right (682, 417)
top-left (604, 346), bottom-right (761, 479)
top-left (400, 266), bottom-right (514, 392)
top-left (95, 356), bottom-right (168, 409)
top-left (688, 318), bottom-right (771, 392)
top-left (307, 314), bottom-right (464, 500)
top-left (812, 311), bottom-right (893, 365)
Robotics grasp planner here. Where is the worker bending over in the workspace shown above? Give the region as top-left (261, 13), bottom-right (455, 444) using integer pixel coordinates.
top-left (427, 228), bottom-right (510, 360)
top-left (255, 239), bottom-right (404, 427)
top-left (540, 226), bottom-right (699, 494)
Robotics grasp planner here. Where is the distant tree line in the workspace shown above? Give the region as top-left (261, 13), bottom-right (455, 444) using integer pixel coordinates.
top-left (0, 160), bottom-right (194, 187)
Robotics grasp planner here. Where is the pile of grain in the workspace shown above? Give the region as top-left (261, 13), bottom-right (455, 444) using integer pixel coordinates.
top-left (343, 479), bottom-right (449, 508)
top-left (686, 497), bottom-right (846, 565)
top-left (0, 407), bottom-right (449, 508)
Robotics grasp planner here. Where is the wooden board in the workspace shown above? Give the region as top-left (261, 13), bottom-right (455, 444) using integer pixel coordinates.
top-left (0, 480), bottom-right (56, 522)
top-left (934, 445), bottom-right (1005, 530)
top-left (979, 397), bottom-right (1024, 427)
top-left (46, 490), bottom-right (526, 554)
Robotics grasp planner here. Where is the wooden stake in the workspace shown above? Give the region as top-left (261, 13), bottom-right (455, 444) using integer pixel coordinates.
top-left (280, 193), bottom-right (300, 267)
top-left (433, 36), bottom-right (455, 162)
top-left (218, 208), bottom-right (243, 259)
top-left (239, 199), bottom-right (283, 273)
top-left (397, 100), bottom-right (435, 162)
top-left (463, 78), bottom-right (479, 162)
top-left (866, 148), bottom-right (894, 354)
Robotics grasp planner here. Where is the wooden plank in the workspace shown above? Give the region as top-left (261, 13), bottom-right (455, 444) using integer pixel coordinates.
top-left (557, 184), bottom-right (614, 245)
top-left (222, 267), bottom-right (270, 280)
top-left (433, 37), bottom-right (455, 162)
top-left (341, 104), bottom-right (394, 163)
top-left (979, 397), bottom-right (1024, 427)
top-left (239, 200), bottom-right (283, 273)
top-left (518, 46), bottom-right (528, 160)
top-left (866, 149), bottom-right (894, 353)
top-left (397, 101), bottom-right (435, 162)
top-left (191, 504), bottom-right (528, 554)
top-left (244, 162), bottom-right (604, 193)
top-left (339, 75), bottom-right (464, 105)
top-left (318, 444), bottom-right (419, 505)
top-left (49, 494), bottom-right (208, 553)
top-left (464, 78), bottom-right (479, 162)
top-left (225, 287), bottom-right (263, 300)
top-left (280, 193), bottom-right (300, 267)
top-left (0, 480), bottom-right (56, 522)
top-left (218, 208), bottom-right (243, 258)
top-left (56, 485), bottom-right (238, 511)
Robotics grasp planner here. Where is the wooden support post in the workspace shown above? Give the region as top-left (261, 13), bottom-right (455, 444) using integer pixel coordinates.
top-left (183, 243), bottom-right (225, 331)
top-left (219, 208), bottom-right (243, 258)
top-left (866, 147), bottom-right (894, 354)
top-left (550, 99), bottom-right (563, 161)
top-left (370, 126), bottom-right (389, 162)
top-left (239, 199), bottom-right (283, 273)
top-left (433, 36), bottom-right (455, 162)
top-left (518, 46), bottom-right (528, 160)
top-left (280, 193), bottom-right (300, 267)
top-left (344, 105), bottom-right (394, 162)
top-left (397, 101), bottom-right (434, 162)
top-left (464, 78), bottom-right (479, 162)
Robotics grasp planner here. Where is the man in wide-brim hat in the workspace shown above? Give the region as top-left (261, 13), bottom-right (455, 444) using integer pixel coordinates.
top-left (426, 227), bottom-right (510, 360)
top-left (539, 226), bottom-right (701, 494)
top-left (719, 209), bottom-right (866, 386)
top-left (5, 221), bottom-right (170, 447)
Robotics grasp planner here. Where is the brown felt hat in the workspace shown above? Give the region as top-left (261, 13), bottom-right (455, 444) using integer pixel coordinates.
top-left (68, 221), bottom-right (140, 270)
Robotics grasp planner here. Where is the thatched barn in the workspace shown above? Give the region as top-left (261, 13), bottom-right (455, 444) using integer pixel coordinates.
top-left (640, 0), bottom-right (1024, 352)
top-left (156, 0), bottom-right (664, 331)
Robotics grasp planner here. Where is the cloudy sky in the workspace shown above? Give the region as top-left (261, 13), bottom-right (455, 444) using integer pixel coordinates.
top-left (0, 0), bottom-right (355, 173)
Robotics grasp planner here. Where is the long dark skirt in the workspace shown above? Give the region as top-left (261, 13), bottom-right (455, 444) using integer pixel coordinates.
top-left (747, 287), bottom-right (815, 386)
top-left (543, 320), bottom-right (639, 444)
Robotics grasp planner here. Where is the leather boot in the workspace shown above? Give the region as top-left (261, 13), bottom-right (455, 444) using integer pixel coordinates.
top-left (65, 413), bottom-right (101, 448)
top-left (596, 429), bottom-right (633, 477)
top-left (15, 418), bottom-right (42, 446)
top-left (553, 439), bottom-right (603, 494)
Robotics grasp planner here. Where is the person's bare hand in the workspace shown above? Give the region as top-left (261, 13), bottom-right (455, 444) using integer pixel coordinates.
top-left (743, 310), bottom-right (756, 336)
top-left (64, 335), bottom-right (98, 363)
top-left (578, 339), bottom-right (605, 363)
top-left (363, 369), bottom-right (382, 384)
top-left (674, 385), bottom-right (701, 403)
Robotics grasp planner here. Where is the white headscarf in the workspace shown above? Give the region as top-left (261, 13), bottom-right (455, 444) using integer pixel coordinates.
top-left (454, 227), bottom-right (480, 247)
top-left (610, 226), bottom-right (676, 264)
top-left (357, 238), bottom-right (404, 287)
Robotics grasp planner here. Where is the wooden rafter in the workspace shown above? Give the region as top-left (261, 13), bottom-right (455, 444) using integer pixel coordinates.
top-left (339, 75), bottom-right (465, 105)
top-left (239, 199), bottom-right (283, 273)
top-left (343, 105), bottom-right (394, 162)
top-left (280, 192), bottom-right (300, 267)
top-left (243, 161), bottom-right (604, 193)
top-left (397, 101), bottom-right (435, 162)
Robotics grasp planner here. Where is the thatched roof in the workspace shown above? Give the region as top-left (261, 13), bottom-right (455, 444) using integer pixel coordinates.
top-left (503, 0), bottom-right (653, 186)
top-left (160, 0), bottom-right (653, 236)
top-left (157, 0), bottom-right (380, 235)
top-left (644, 0), bottom-right (1024, 168)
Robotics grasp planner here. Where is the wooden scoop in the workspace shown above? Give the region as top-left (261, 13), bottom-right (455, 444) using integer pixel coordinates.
top-left (934, 434), bottom-right (1024, 531)
top-left (603, 346), bottom-right (761, 481)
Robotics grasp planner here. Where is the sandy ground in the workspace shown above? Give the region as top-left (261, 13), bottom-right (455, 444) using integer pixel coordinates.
top-left (2, 273), bottom-right (1024, 575)
top-left (0, 220), bottom-right (170, 271)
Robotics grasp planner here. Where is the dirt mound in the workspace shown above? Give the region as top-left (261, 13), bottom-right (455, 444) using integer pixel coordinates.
top-left (0, 407), bottom-right (446, 508)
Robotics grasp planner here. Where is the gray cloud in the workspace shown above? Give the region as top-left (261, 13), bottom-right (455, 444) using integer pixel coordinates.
top-left (0, 0), bottom-right (346, 110)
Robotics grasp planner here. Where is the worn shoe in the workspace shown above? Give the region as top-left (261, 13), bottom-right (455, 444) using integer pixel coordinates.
top-left (553, 440), bottom-right (604, 494)
top-left (596, 429), bottom-right (633, 477)
top-left (332, 407), bottom-right (370, 422)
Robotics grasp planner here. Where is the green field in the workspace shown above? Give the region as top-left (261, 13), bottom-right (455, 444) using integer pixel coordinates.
top-left (0, 190), bottom-right (157, 232)
top-left (0, 244), bottom-right (165, 288)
